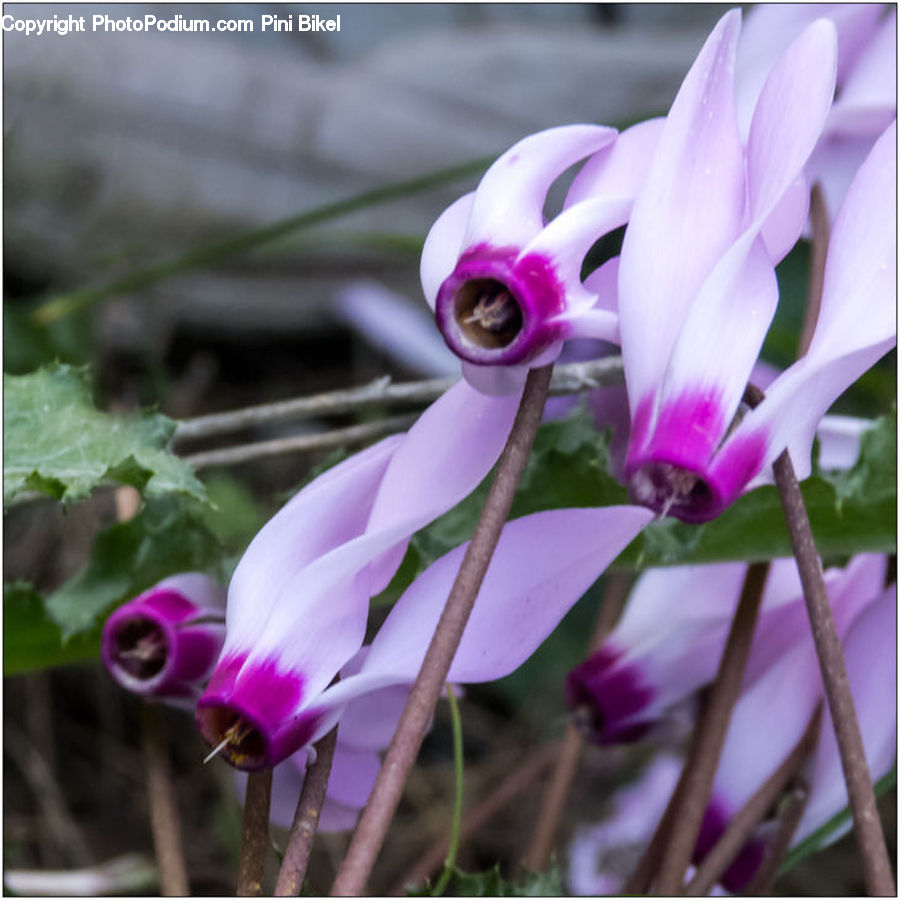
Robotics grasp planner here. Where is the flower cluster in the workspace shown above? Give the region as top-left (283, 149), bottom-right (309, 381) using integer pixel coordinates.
top-left (99, 4), bottom-right (895, 878)
top-left (566, 554), bottom-right (895, 892)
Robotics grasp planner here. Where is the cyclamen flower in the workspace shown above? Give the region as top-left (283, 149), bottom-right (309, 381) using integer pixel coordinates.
top-left (618, 11), bottom-right (891, 523)
top-left (196, 381), bottom-right (522, 769)
top-left (102, 573), bottom-right (226, 707)
top-left (566, 548), bottom-right (886, 747)
top-left (251, 505), bottom-right (653, 769)
top-left (422, 119), bottom-right (663, 396)
top-left (696, 558), bottom-right (894, 891)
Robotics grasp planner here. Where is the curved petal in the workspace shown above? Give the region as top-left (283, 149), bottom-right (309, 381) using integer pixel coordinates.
top-left (761, 172), bottom-right (810, 265)
top-left (565, 118), bottom-right (665, 209)
top-left (520, 194), bottom-right (633, 315)
top-left (712, 121), bottom-right (896, 485)
top-left (326, 744), bottom-right (381, 809)
top-left (363, 379), bottom-right (521, 593)
top-left (465, 125), bottom-right (617, 249)
top-left (745, 19), bottom-right (837, 227)
top-left (364, 506), bottom-right (653, 686)
top-left (795, 587), bottom-right (897, 844)
top-left (834, 9), bottom-right (896, 122)
top-left (223, 434), bottom-right (402, 655)
top-left (618, 10), bottom-right (745, 409)
top-left (312, 506), bottom-right (653, 713)
top-left (420, 192), bottom-right (476, 309)
top-left (638, 233), bottom-right (777, 478)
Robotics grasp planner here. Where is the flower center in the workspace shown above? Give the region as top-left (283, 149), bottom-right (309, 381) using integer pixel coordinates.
top-left (111, 617), bottom-right (168, 680)
top-left (454, 278), bottom-right (524, 350)
top-left (629, 462), bottom-right (716, 522)
top-left (199, 707), bottom-right (267, 768)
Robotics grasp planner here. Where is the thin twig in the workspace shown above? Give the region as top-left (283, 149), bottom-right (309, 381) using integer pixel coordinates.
top-left (747, 782), bottom-right (811, 896)
top-left (772, 450), bottom-right (894, 895)
top-left (797, 184), bottom-right (830, 358)
top-left (330, 365), bottom-right (554, 896)
top-left (275, 728), bottom-right (339, 896)
top-left (174, 358), bottom-right (624, 443)
top-left (140, 704), bottom-right (189, 896)
top-left (181, 415), bottom-right (417, 470)
top-left (237, 770), bottom-right (273, 896)
top-left (524, 573), bottom-right (632, 871)
top-left (653, 562), bottom-right (771, 894)
top-left (393, 744), bottom-right (559, 895)
top-left (683, 707), bottom-right (821, 896)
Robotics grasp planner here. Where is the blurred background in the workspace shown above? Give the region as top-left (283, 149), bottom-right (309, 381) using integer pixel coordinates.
top-left (4, 3), bottom-right (891, 895)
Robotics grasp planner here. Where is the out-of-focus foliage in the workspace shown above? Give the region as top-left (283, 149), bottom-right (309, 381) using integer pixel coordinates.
top-left (4, 364), bottom-right (206, 506)
top-left (3, 582), bottom-right (101, 676)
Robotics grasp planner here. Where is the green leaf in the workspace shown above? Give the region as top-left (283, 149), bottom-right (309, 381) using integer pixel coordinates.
top-left (778, 767), bottom-right (896, 876)
top-left (45, 496), bottom-right (224, 640)
top-left (3, 582), bottom-right (102, 675)
top-left (410, 865), bottom-right (562, 896)
top-left (4, 364), bottom-right (206, 507)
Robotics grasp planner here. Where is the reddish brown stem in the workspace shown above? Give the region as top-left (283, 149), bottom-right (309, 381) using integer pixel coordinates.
top-left (772, 451), bottom-right (894, 895)
top-left (329, 365), bottom-right (553, 896)
top-left (393, 744), bottom-right (559, 895)
top-left (237, 769), bottom-right (273, 896)
top-left (746, 781), bottom-right (811, 896)
top-left (652, 562), bottom-right (771, 894)
top-left (797, 183), bottom-right (830, 358)
top-left (275, 728), bottom-right (339, 896)
top-left (524, 573), bottom-right (631, 871)
top-left (141, 704), bottom-right (189, 896)
top-left (683, 707), bottom-right (821, 896)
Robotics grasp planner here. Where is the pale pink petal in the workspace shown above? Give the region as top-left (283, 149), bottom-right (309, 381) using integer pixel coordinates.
top-left (795, 587), bottom-right (897, 843)
top-left (744, 19), bottom-right (837, 226)
top-left (761, 172), bottom-right (810, 264)
top-left (582, 256), bottom-right (619, 315)
top-left (465, 125), bottom-right (617, 249)
top-left (637, 233), bottom-right (777, 479)
top-left (618, 10), bottom-right (745, 409)
top-left (420, 193), bottom-right (476, 309)
top-left (326, 745), bottom-right (381, 809)
top-left (223, 435), bottom-right (402, 655)
top-left (564, 118), bottom-right (665, 208)
top-left (831, 9), bottom-right (896, 132)
top-left (363, 379), bottom-right (521, 593)
top-left (711, 121), bottom-right (895, 485)
top-left (313, 506), bottom-right (653, 712)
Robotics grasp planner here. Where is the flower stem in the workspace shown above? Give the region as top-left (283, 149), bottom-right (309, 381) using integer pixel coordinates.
top-left (274, 728), bottom-right (339, 896)
top-left (772, 450), bottom-right (894, 896)
top-left (524, 573), bottom-right (631, 871)
top-left (140, 704), bottom-right (189, 896)
top-left (329, 364), bottom-right (553, 896)
top-left (797, 183), bottom-right (829, 358)
top-left (237, 769), bottom-right (273, 896)
top-left (431, 686), bottom-right (465, 897)
top-left (652, 562), bottom-right (771, 894)
top-left (683, 706), bottom-right (821, 896)
top-left (746, 783), bottom-right (811, 895)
